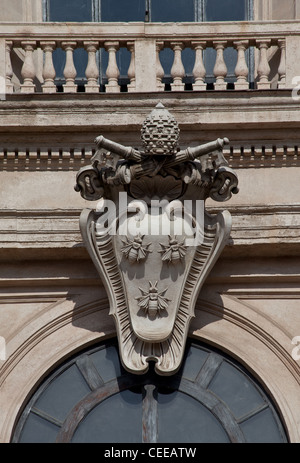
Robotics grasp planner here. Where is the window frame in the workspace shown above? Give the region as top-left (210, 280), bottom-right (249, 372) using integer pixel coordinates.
top-left (42, 0), bottom-right (254, 89)
top-left (12, 339), bottom-right (288, 443)
top-left (43, 0), bottom-right (254, 23)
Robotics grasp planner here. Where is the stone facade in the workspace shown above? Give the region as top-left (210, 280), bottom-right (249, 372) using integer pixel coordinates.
top-left (0, 0), bottom-right (300, 443)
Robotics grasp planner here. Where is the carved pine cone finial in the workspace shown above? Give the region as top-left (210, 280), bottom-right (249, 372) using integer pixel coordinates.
top-left (140, 102), bottom-right (180, 156)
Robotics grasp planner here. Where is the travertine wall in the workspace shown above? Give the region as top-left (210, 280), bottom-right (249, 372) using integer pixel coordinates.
top-left (0, 92), bottom-right (299, 442)
top-left (0, 0), bottom-right (299, 445)
top-left (255, 0), bottom-right (300, 19)
top-left (0, 0), bottom-right (42, 22)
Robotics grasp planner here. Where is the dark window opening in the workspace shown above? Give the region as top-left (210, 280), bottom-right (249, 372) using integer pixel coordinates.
top-left (12, 339), bottom-right (288, 443)
top-left (43, 0), bottom-right (254, 90)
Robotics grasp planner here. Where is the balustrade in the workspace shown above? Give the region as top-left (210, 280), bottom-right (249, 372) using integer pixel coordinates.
top-left (127, 41), bottom-right (136, 93)
top-left (155, 41), bottom-right (165, 92)
top-left (84, 41), bottom-right (100, 93)
top-left (277, 39), bottom-right (286, 89)
top-left (192, 41), bottom-right (206, 91)
top-left (104, 41), bottom-right (120, 93)
top-left (0, 22), bottom-right (292, 95)
top-left (5, 41), bottom-right (14, 94)
top-left (41, 41), bottom-right (56, 93)
top-left (20, 41), bottom-right (36, 93)
top-left (62, 41), bottom-right (78, 93)
top-left (213, 41), bottom-right (228, 90)
top-left (234, 40), bottom-right (249, 90)
top-left (170, 42), bottom-right (185, 91)
top-left (256, 39), bottom-right (271, 90)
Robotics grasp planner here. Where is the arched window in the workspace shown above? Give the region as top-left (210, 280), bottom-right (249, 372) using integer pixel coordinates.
top-left (12, 339), bottom-right (287, 443)
top-left (43, 0), bottom-right (254, 89)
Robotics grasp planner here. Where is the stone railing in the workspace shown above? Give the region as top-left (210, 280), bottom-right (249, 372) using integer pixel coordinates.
top-left (1, 21), bottom-right (300, 94)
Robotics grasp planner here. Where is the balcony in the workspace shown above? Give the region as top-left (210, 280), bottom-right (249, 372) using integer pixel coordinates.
top-left (2, 20), bottom-right (300, 95)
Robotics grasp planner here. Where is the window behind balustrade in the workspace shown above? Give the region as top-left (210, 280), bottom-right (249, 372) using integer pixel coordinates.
top-left (43, 0), bottom-right (253, 90)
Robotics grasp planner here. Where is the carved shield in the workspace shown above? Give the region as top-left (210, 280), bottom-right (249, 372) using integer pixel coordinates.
top-left (80, 201), bottom-right (231, 375)
top-left (76, 103), bottom-right (238, 375)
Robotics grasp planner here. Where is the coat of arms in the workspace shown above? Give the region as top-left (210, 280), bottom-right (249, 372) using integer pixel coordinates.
top-left (75, 103), bottom-right (238, 375)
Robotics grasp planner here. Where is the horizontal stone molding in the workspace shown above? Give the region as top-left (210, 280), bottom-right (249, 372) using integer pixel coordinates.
top-left (0, 204), bottom-right (300, 259)
top-left (1, 142), bottom-right (300, 171)
top-left (1, 92), bottom-right (300, 131)
top-left (1, 20), bottom-right (300, 40)
top-left (0, 147), bottom-right (95, 171)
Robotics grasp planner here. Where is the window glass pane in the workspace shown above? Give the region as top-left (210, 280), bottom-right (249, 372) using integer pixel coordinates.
top-left (151, 0), bottom-right (195, 22)
top-left (34, 365), bottom-right (91, 423)
top-left (72, 390), bottom-right (143, 443)
top-left (157, 390), bottom-right (230, 443)
top-left (181, 344), bottom-right (209, 381)
top-left (48, 0), bottom-right (93, 22)
top-left (208, 361), bottom-right (265, 420)
top-left (101, 0), bottom-right (145, 21)
top-left (13, 340), bottom-right (287, 444)
top-left (19, 414), bottom-right (60, 443)
top-left (205, 0), bottom-right (246, 21)
top-left (241, 409), bottom-right (286, 443)
top-left (89, 345), bottom-right (122, 382)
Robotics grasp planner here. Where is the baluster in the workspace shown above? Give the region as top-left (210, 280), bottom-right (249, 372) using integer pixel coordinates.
top-left (41, 41), bottom-right (56, 94)
top-left (156, 41), bottom-right (165, 91)
top-left (104, 41), bottom-right (120, 93)
top-left (170, 42), bottom-right (185, 91)
top-left (277, 38), bottom-right (286, 89)
top-left (84, 41), bottom-right (100, 93)
top-left (61, 41), bottom-right (77, 93)
top-left (127, 41), bottom-right (136, 92)
top-left (5, 41), bottom-right (14, 94)
top-left (20, 41), bottom-right (36, 93)
top-left (256, 39), bottom-right (271, 89)
top-left (213, 41), bottom-right (227, 90)
top-left (234, 40), bottom-right (249, 90)
top-left (192, 41), bottom-right (206, 91)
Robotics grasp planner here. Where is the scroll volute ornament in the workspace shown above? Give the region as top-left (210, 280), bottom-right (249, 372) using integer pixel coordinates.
top-left (75, 103), bottom-right (239, 375)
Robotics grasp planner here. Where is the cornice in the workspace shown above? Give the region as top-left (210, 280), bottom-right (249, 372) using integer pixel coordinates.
top-left (2, 20), bottom-right (300, 40)
top-left (1, 141), bottom-right (300, 171)
top-left (0, 91), bottom-right (299, 132)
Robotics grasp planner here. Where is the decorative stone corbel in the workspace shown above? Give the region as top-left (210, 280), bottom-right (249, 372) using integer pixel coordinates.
top-left (75, 103), bottom-right (239, 375)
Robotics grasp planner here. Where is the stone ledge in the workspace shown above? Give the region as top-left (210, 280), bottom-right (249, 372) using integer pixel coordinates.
top-left (0, 205), bottom-right (300, 260)
top-left (0, 91), bottom-right (299, 133)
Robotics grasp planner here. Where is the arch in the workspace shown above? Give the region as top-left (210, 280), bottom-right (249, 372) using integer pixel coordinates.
top-left (12, 339), bottom-right (287, 443)
top-left (0, 293), bottom-right (298, 442)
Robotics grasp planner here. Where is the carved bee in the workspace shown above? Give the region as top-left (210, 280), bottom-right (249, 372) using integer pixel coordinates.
top-left (121, 234), bottom-right (152, 264)
top-left (136, 281), bottom-right (170, 319)
top-left (159, 235), bottom-right (187, 264)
